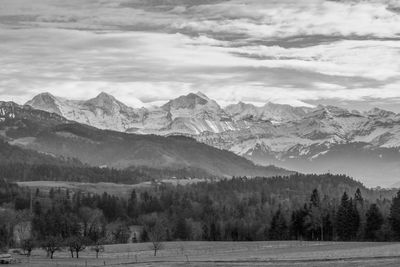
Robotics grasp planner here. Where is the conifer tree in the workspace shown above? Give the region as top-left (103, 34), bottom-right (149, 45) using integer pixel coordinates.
top-left (336, 192), bottom-right (360, 241)
top-left (290, 206), bottom-right (307, 240)
top-left (354, 188), bottom-right (366, 239)
top-left (269, 209), bottom-right (288, 240)
top-left (390, 191), bottom-right (400, 238)
top-left (307, 189), bottom-right (324, 240)
top-left (365, 204), bottom-right (383, 240)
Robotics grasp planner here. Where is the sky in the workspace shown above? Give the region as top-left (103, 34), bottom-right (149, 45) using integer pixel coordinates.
top-left (1, 0), bottom-right (400, 111)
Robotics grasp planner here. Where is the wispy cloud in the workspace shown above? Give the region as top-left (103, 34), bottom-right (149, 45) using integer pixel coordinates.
top-left (0, 0), bottom-right (400, 111)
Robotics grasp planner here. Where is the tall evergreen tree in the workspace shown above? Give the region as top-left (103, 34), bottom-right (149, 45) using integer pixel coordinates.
top-left (269, 209), bottom-right (288, 240)
top-left (290, 206), bottom-right (307, 240)
top-left (127, 190), bottom-right (137, 218)
top-left (336, 192), bottom-right (360, 241)
top-left (307, 189), bottom-right (324, 241)
top-left (365, 204), bottom-right (383, 241)
top-left (354, 188), bottom-right (366, 239)
top-left (390, 191), bottom-right (400, 238)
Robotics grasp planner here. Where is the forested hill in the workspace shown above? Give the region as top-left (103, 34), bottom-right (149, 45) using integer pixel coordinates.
top-left (0, 140), bottom-right (213, 183)
top-left (0, 139), bottom-right (80, 165)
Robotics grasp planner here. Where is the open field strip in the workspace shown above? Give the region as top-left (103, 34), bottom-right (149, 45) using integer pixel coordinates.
top-left (16, 179), bottom-right (205, 197)
top-left (10, 241), bottom-right (400, 267)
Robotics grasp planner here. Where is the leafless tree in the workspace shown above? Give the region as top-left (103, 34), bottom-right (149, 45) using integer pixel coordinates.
top-left (66, 236), bottom-right (88, 259)
top-left (41, 236), bottom-right (62, 259)
top-left (90, 238), bottom-right (105, 259)
top-left (148, 221), bottom-right (165, 256)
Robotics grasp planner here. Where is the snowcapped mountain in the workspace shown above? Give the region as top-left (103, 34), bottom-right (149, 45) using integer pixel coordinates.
top-left (225, 101), bottom-right (311, 123)
top-left (198, 104), bottom-right (400, 186)
top-left (25, 92), bottom-right (400, 150)
top-left (26, 91), bottom-right (246, 135)
top-left (25, 91), bottom-right (400, 186)
top-left (26, 92), bottom-right (147, 132)
top-left (159, 92), bottom-right (241, 134)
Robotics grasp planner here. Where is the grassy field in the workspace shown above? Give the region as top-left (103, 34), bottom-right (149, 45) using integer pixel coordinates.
top-left (10, 241), bottom-right (400, 267)
top-left (16, 179), bottom-right (205, 197)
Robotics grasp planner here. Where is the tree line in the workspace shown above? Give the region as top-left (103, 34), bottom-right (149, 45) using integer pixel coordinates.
top-left (0, 173), bottom-right (400, 259)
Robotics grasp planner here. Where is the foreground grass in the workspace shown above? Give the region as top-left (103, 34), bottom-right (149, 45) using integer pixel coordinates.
top-left (12, 241), bottom-right (400, 267)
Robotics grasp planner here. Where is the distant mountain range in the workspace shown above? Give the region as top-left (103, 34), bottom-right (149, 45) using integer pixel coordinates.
top-left (26, 91), bottom-right (312, 134)
top-left (24, 92), bottom-right (400, 187)
top-left (0, 101), bottom-right (289, 180)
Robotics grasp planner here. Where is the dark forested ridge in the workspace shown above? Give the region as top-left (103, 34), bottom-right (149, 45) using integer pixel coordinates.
top-left (1, 173), bottom-right (400, 253)
top-left (0, 139), bottom-right (216, 183)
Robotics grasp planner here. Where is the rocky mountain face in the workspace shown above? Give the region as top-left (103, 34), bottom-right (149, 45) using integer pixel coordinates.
top-left (197, 104), bottom-right (400, 186)
top-left (0, 101), bottom-right (290, 179)
top-left (26, 91), bottom-right (311, 135)
top-left (25, 92), bottom-right (400, 186)
top-left (225, 101), bottom-right (311, 122)
top-left (26, 92), bottom-right (148, 132)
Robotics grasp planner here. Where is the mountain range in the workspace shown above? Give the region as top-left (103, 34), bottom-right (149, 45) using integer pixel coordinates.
top-left (25, 91), bottom-right (400, 187)
top-left (0, 101), bottom-right (288, 180)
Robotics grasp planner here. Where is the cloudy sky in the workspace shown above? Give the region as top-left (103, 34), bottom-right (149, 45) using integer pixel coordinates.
top-left (1, 0), bottom-right (400, 111)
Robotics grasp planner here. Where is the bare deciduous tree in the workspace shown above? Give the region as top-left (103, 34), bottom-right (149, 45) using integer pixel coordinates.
top-left (91, 238), bottom-right (106, 259)
top-left (66, 236), bottom-right (88, 259)
top-left (148, 222), bottom-right (165, 256)
top-left (41, 236), bottom-right (62, 259)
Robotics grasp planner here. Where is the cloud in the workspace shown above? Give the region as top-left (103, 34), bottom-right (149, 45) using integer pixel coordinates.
top-left (228, 40), bottom-right (400, 80)
top-left (0, 0), bottom-right (400, 111)
top-left (175, 0), bottom-right (400, 39)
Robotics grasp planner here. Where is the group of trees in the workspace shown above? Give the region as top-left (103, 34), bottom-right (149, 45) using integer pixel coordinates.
top-left (280, 188), bottom-right (388, 242)
top-left (1, 173), bottom-right (400, 259)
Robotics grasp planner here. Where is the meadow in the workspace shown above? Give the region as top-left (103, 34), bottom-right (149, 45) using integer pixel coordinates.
top-left (11, 241), bottom-right (400, 267)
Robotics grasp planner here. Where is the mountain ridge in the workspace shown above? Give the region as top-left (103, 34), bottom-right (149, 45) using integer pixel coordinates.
top-left (0, 101), bottom-right (291, 180)
top-left (24, 92), bottom-right (400, 186)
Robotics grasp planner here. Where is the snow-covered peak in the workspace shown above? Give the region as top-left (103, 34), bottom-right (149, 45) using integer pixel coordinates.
top-left (84, 92), bottom-right (143, 118)
top-left (260, 102), bottom-right (311, 122)
top-left (225, 101), bottom-right (310, 122)
top-left (365, 107), bottom-right (396, 118)
top-left (225, 102), bottom-right (259, 121)
top-left (26, 92), bottom-right (63, 115)
top-left (85, 92), bottom-right (121, 106)
top-left (34, 92), bottom-right (57, 100)
top-left (307, 105), bottom-right (360, 120)
top-left (195, 91), bottom-right (210, 100)
top-left (161, 92), bottom-right (229, 122)
top-left (94, 91), bottom-right (115, 100)
top-left (162, 93), bottom-right (209, 111)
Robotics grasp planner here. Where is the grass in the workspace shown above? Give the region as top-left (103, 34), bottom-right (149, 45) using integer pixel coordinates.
top-left (10, 241), bottom-right (400, 267)
top-left (16, 179), bottom-right (205, 197)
